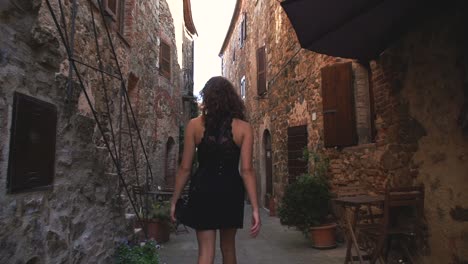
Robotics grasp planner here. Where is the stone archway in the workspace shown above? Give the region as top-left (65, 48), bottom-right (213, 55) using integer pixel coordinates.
top-left (165, 137), bottom-right (177, 188)
top-left (263, 129), bottom-right (273, 208)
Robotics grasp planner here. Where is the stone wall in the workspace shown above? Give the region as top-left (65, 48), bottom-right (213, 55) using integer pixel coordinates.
top-left (221, 0), bottom-right (468, 262)
top-left (0, 0), bottom-right (191, 263)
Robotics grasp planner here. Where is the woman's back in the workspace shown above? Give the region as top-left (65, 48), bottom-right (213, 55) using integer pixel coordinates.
top-left (170, 76), bottom-right (260, 264)
top-left (192, 115), bottom-right (248, 148)
top-left (181, 115), bottom-right (247, 230)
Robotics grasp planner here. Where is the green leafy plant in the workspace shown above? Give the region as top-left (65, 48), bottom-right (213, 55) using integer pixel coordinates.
top-left (148, 201), bottom-right (171, 222)
top-left (278, 153), bottom-right (331, 232)
top-left (115, 240), bottom-right (160, 264)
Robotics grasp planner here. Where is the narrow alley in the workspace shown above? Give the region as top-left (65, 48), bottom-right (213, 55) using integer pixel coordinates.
top-left (159, 205), bottom-right (345, 264)
top-left (1, 0), bottom-right (467, 263)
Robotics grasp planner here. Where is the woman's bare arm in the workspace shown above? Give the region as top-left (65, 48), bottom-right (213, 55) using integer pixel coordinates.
top-left (170, 118), bottom-right (196, 221)
top-left (240, 123), bottom-right (261, 237)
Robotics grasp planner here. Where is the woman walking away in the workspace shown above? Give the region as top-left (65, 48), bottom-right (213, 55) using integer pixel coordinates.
top-left (170, 76), bottom-right (261, 264)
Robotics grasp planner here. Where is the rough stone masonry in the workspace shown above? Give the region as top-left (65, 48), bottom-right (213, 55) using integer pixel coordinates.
top-left (0, 0), bottom-right (194, 263)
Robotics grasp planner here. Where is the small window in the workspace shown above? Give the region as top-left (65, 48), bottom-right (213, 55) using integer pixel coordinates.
top-left (8, 92), bottom-right (57, 193)
top-left (221, 57), bottom-right (225, 76)
top-left (256, 46), bottom-right (266, 95)
top-left (240, 12), bottom-right (247, 48)
top-left (127, 72), bottom-right (139, 110)
top-left (160, 41), bottom-right (171, 79)
top-left (104, 0), bottom-right (118, 20)
top-left (240, 76), bottom-right (246, 100)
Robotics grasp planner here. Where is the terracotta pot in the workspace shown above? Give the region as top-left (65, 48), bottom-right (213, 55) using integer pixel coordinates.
top-left (146, 220), bottom-right (170, 243)
top-left (268, 196), bottom-right (276, 217)
top-left (309, 223), bottom-right (337, 249)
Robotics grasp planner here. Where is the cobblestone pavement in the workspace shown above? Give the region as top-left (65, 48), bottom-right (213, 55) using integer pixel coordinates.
top-left (158, 204), bottom-right (346, 264)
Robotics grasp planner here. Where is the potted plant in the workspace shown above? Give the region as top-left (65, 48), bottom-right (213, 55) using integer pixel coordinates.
top-left (278, 153), bottom-right (337, 249)
top-left (145, 200), bottom-right (172, 243)
top-left (266, 193), bottom-right (277, 217)
top-left (115, 240), bottom-right (160, 264)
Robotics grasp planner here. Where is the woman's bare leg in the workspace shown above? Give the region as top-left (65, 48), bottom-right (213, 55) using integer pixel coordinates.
top-left (219, 228), bottom-right (237, 264)
top-left (196, 229), bottom-right (216, 264)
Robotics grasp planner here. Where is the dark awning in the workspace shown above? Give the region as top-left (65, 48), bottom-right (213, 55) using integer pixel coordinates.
top-left (280, 0), bottom-right (423, 61)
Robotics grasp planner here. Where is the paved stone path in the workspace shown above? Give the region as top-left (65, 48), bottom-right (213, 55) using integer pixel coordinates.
top-left (158, 205), bottom-right (346, 264)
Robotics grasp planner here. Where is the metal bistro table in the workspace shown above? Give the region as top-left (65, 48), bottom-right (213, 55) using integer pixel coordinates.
top-left (332, 195), bottom-right (385, 264)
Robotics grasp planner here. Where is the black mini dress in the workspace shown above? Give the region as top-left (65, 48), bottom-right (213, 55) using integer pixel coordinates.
top-left (180, 117), bottom-right (245, 230)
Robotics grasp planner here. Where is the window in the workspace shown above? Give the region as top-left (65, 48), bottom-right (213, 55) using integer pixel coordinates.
top-left (101, 0), bottom-right (126, 35)
top-left (117, 0), bottom-right (125, 34)
top-left (127, 72), bottom-right (139, 111)
top-left (221, 57), bottom-right (224, 76)
top-left (240, 12), bottom-right (247, 48)
top-left (104, 0), bottom-right (118, 20)
top-left (165, 137), bottom-right (176, 187)
top-left (8, 92), bottom-right (57, 193)
top-left (321, 62), bottom-right (357, 147)
top-left (321, 62), bottom-right (375, 148)
top-left (240, 76), bottom-right (246, 99)
top-left (256, 46), bottom-right (266, 95)
top-left (160, 40), bottom-right (171, 79)
top-left (287, 125), bottom-right (308, 183)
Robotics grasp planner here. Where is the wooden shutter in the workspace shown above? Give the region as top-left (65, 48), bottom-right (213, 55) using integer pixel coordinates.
top-left (8, 92), bottom-right (57, 193)
top-left (117, 0), bottom-right (125, 34)
top-left (321, 62), bottom-right (357, 147)
top-left (160, 41), bottom-right (171, 79)
top-left (242, 13), bottom-right (247, 42)
top-left (367, 65), bottom-right (377, 142)
top-left (287, 125), bottom-right (308, 183)
top-left (257, 46), bottom-right (266, 95)
top-left (239, 17), bottom-right (244, 48)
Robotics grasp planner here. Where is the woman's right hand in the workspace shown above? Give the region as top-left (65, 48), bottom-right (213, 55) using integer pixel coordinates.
top-left (250, 208), bottom-right (261, 238)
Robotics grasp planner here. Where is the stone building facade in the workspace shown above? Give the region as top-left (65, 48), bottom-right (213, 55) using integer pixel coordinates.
top-left (0, 0), bottom-right (196, 263)
top-left (220, 0), bottom-right (468, 263)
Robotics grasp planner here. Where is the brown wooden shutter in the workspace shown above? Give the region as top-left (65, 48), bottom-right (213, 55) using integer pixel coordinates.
top-left (8, 92), bottom-right (57, 193)
top-left (321, 62), bottom-right (357, 147)
top-left (367, 65), bottom-right (377, 142)
top-left (257, 46), bottom-right (266, 95)
top-left (242, 13), bottom-right (247, 42)
top-left (160, 41), bottom-right (171, 79)
top-left (287, 125), bottom-right (308, 183)
top-left (117, 0), bottom-right (125, 34)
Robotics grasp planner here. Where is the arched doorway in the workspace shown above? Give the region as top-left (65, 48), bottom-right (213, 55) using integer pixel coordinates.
top-left (165, 137), bottom-right (176, 188)
top-left (263, 130), bottom-right (273, 208)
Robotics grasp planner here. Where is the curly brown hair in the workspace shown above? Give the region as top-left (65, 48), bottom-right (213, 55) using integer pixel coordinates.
top-left (200, 76), bottom-right (246, 131)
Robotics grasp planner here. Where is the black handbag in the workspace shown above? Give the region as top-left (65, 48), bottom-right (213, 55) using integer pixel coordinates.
top-left (175, 195), bottom-right (188, 220)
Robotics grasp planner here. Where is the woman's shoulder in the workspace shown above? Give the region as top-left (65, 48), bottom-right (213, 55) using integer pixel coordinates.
top-left (232, 118), bottom-right (252, 132)
top-left (186, 116), bottom-right (204, 129)
top-left (190, 115), bottom-right (203, 122)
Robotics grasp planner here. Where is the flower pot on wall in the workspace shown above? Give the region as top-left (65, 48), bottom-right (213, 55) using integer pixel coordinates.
top-left (309, 223), bottom-right (337, 249)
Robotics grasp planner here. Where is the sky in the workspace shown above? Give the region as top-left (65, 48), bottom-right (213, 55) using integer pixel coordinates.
top-left (191, 0), bottom-right (237, 100)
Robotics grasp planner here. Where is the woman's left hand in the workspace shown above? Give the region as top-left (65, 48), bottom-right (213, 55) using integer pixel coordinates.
top-left (250, 208), bottom-right (261, 238)
top-left (170, 199), bottom-right (177, 223)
